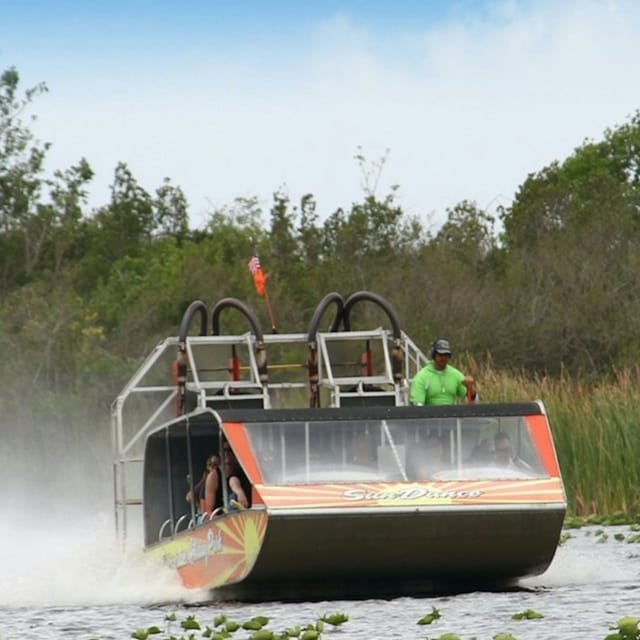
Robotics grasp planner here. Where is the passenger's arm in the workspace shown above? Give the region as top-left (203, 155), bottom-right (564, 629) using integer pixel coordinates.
top-left (229, 475), bottom-right (249, 508)
top-left (203, 470), bottom-right (219, 514)
top-left (186, 471), bottom-right (205, 504)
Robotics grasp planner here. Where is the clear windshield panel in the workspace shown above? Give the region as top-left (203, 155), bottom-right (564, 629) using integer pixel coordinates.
top-left (244, 415), bottom-right (548, 485)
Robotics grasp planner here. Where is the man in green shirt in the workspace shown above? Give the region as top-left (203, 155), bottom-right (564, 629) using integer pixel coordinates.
top-left (409, 338), bottom-right (476, 406)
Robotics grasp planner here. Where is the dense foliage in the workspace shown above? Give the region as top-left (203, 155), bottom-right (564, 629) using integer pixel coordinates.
top-left (2, 67), bottom-right (640, 513)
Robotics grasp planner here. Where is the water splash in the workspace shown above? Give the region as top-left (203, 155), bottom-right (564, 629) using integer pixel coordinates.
top-left (522, 526), bottom-right (638, 589)
top-left (0, 509), bottom-right (207, 608)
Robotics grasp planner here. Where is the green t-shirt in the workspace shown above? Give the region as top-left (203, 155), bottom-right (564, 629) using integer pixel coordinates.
top-left (409, 361), bottom-right (468, 406)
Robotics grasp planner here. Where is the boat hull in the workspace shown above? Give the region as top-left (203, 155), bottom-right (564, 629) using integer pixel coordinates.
top-left (212, 504), bottom-right (564, 601)
top-left (147, 508), bottom-right (268, 590)
top-left (208, 475), bottom-right (566, 600)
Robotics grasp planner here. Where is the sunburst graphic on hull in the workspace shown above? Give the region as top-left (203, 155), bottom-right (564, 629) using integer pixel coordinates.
top-left (151, 509), bottom-right (268, 590)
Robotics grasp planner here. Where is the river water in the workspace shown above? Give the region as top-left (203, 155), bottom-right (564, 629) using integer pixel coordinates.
top-left (1, 514), bottom-right (638, 640)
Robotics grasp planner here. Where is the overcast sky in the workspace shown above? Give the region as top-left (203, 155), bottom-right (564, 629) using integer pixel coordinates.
top-left (2, 0), bottom-right (640, 230)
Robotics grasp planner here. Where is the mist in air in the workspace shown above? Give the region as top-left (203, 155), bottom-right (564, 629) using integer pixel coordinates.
top-left (0, 412), bottom-right (201, 608)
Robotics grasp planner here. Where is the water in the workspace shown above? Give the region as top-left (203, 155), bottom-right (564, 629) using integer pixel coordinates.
top-left (1, 517), bottom-right (638, 640)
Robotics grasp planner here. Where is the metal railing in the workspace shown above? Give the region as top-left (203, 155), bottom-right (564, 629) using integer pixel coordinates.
top-left (112, 326), bottom-right (429, 547)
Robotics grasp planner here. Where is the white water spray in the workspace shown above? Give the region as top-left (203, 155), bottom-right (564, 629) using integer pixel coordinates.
top-left (0, 412), bottom-right (207, 608)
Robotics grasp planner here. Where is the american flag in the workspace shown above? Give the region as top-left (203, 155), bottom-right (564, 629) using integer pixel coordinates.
top-left (248, 255), bottom-right (261, 275)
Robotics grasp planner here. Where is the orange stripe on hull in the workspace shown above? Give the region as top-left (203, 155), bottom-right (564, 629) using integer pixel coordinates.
top-left (256, 478), bottom-right (565, 509)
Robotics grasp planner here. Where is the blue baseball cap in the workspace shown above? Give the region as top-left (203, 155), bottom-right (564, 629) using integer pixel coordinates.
top-left (433, 339), bottom-right (452, 355)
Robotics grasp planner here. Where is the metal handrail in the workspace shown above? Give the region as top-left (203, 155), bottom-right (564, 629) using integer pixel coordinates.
top-left (158, 518), bottom-right (172, 541)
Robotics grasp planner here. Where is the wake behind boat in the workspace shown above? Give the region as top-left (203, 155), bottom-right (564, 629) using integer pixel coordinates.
top-left (111, 291), bottom-right (566, 600)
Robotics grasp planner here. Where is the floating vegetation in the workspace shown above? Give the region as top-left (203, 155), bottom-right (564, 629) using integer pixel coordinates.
top-left (242, 616), bottom-right (270, 631)
top-left (511, 609), bottom-right (544, 620)
top-left (418, 607), bottom-right (442, 625)
top-left (130, 627), bottom-right (162, 640)
top-left (85, 609), bottom-right (640, 640)
top-left (320, 612), bottom-right (349, 627)
top-left (182, 615), bottom-right (201, 630)
top-left (120, 613), bottom-right (346, 640)
top-left (560, 522), bottom-right (640, 546)
top-left (606, 615), bottom-right (640, 640)
top-left (559, 531), bottom-right (574, 545)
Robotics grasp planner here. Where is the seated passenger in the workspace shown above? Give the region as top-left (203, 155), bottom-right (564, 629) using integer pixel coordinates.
top-left (203, 453), bottom-right (223, 515)
top-left (351, 431), bottom-right (375, 466)
top-left (494, 432), bottom-right (532, 471)
top-left (186, 469), bottom-right (206, 510)
top-left (407, 435), bottom-right (447, 479)
top-left (223, 441), bottom-right (252, 509)
top-left (469, 438), bottom-right (495, 465)
top-left (186, 453), bottom-right (220, 513)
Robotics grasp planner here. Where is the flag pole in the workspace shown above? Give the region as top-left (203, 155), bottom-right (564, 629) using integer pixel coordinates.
top-left (263, 285), bottom-right (277, 334)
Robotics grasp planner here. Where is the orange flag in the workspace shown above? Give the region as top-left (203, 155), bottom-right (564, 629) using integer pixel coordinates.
top-left (248, 254), bottom-right (267, 296)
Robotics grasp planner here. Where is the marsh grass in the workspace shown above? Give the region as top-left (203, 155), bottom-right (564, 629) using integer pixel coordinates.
top-left (465, 357), bottom-right (640, 516)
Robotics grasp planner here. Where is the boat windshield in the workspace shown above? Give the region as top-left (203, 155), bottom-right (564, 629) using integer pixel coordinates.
top-left (243, 415), bottom-right (548, 485)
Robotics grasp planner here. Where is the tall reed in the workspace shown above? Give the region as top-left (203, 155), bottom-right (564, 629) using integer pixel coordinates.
top-left (466, 357), bottom-right (640, 515)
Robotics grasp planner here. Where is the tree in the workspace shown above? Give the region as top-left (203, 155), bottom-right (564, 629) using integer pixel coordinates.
top-left (496, 111), bottom-right (640, 373)
top-left (501, 111), bottom-right (640, 251)
top-left (154, 177), bottom-right (189, 239)
top-left (43, 158), bottom-right (94, 277)
top-left (433, 200), bottom-right (496, 267)
top-left (101, 162), bottom-right (154, 253)
top-left (0, 66), bottom-right (97, 295)
top-left (77, 162), bottom-right (154, 293)
top-left (0, 66), bottom-right (49, 293)
top-left (269, 190), bottom-right (300, 275)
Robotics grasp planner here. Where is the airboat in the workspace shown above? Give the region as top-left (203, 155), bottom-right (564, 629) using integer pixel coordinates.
top-left (111, 291), bottom-right (566, 600)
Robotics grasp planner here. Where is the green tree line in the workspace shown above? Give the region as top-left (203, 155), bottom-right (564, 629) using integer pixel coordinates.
top-left (2, 67), bottom-right (640, 513)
